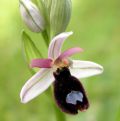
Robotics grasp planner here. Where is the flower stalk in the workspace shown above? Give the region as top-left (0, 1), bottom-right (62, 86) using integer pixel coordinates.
top-left (54, 104), bottom-right (66, 121)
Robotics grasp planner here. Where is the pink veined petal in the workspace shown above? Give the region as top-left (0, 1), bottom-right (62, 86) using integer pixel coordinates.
top-left (30, 58), bottom-right (53, 68)
top-left (48, 32), bottom-right (73, 59)
top-left (58, 47), bottom-right (83, 60)
top-left (20, 68), bottom-right (54, 103)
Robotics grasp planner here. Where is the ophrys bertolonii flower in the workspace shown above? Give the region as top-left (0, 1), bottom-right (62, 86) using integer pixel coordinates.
top-left (20, 32), bottom-right (103, 114)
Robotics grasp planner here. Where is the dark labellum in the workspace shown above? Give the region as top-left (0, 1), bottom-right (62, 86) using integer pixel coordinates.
top-left (53, 67), bottom-right (89, 115)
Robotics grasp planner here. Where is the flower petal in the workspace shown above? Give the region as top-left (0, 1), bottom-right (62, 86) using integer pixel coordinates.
top-left (48, 32), bottom-right (73, 59)
top-left (58, 47), bottom-right (83, 60)
top-left (69, 60), bottom-right (103, 79)
top-left (30, 58), bottom-right (53, 68)
top-left (20, 69), bottom-right (54, 103)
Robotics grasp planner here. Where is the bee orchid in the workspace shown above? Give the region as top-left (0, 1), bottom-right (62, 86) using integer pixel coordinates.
top-left (20, 32), bottom-right (103, 114)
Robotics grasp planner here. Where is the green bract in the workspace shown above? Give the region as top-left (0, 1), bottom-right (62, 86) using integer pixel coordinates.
top-left (22, 30), bottom-right (42, 73)
top-left (50, 0), bottom-right (72, 37)
top-left (41, 0), bottom-right (72, 38)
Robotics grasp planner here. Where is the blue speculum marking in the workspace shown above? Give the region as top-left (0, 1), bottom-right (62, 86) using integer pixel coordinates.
top-left (66, 91), bottom-right (83, 105)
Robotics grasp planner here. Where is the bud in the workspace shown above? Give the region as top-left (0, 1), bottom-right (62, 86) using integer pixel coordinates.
top-left (20, 0), bottom-right (45, 32)
top-left (50, 0), bottom-right (72, 37)
top-left (42, 0), bottom-right (72, 37)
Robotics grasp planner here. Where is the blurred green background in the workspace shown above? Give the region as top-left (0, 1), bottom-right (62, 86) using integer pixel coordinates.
top-left (0, 0), bottom-right (120, 121)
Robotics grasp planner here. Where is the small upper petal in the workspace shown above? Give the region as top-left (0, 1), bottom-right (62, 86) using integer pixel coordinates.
top-left (30, 58), bottom-right (53, 68)
top-left (20, 68), bottom-right (54, 103)
top-left (58, 47), bottom-right (83, 60)
top-left (48, 32), bottom-right (73, 59)
top-left (69, 60), bottom-right (103, 79)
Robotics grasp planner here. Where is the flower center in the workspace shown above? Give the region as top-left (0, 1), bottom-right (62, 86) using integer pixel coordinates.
top-left (53, 58), bottom-right (70, 68)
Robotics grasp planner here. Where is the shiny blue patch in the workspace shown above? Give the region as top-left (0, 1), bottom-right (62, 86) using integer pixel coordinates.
top-left (66, 91), bottom-right (83, 105)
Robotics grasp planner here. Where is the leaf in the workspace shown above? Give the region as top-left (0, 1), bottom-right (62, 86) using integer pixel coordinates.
top-left (21, 30), bottom-right (42, 73)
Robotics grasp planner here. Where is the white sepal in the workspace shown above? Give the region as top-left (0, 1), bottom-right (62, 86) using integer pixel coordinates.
top-left (20, 68), bottom-right (54, 103)
top-left (69, 60), bottom-right (103, 79)
top-left (48, 32), bottom-right (73, 59)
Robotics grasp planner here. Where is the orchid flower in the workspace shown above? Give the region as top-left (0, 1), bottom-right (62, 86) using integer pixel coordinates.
top-left (20, 32), bottom-right (103, 114)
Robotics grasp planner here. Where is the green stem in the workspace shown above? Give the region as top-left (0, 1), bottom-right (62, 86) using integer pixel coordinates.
top-left (53, 104), bottom-right (66, 121)
top-left (45, 87), bottom-right (66, 121)
top-left (42, 30), bottom-right (49, 47)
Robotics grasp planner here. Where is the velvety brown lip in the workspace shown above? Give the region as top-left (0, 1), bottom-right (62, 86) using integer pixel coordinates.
top-left (53, 67), bottom-right (89, 115)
